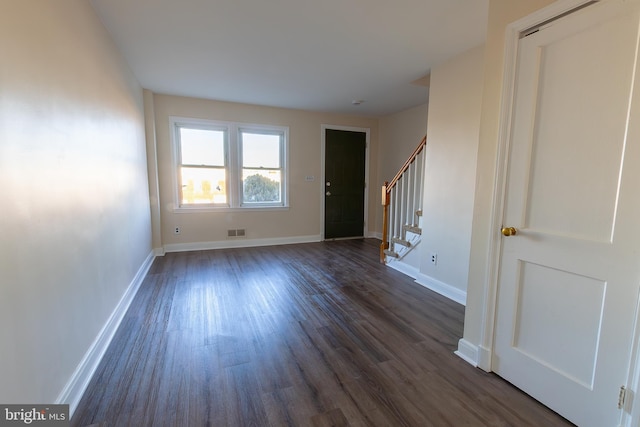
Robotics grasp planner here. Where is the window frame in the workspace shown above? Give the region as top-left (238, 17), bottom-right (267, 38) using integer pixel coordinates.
top-left (172, 118), bottom-right (230, 208)
top-left (170, 116), bottom-right (289, 212)
top-left (238, 126), bottom-right (286, 207)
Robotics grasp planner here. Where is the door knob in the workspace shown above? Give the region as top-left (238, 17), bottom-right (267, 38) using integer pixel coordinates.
top-left (501, 227), bottom-right (517, 237)
top-left (326, 191), bottom-right (331, 196)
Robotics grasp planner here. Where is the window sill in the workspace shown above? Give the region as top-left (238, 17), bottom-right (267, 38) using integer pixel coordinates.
top-left (173, 205), bottom-right (290, 214)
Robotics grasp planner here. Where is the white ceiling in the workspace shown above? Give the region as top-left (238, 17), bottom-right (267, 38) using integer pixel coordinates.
top-left (90, 0), bottom-right (489, 116)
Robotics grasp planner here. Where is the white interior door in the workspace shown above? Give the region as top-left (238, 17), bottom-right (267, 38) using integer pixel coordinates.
top-left (493, 1), bottom-right (640, 426)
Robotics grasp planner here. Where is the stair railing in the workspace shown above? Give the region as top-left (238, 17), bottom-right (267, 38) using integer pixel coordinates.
top-left (380, 135), bottom-right (427, 263)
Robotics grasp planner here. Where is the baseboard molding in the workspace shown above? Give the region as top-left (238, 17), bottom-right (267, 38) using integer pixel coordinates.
top-left (163, 234), bottom-right (322, 253)
top-left (56, 250), bottom-right (155, 416)
top-left (386, 259), bottom-right (420, 279)
top-left (415, 273), bottom-right (467, 306)
top-left (455, 338), bottom-right (479, 367)
top-left (368, 231), bottom-right (382, 240)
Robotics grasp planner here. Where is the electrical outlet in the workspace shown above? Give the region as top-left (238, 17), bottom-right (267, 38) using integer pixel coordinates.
top-left (430, 252), bottom-right (438, 265)
top-left (174, 226), bottom-right (181, 235)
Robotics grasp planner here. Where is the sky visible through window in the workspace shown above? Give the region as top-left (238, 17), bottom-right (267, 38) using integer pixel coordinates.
top-left (179, 128), bottom-right (224, 166)
top-left (242, 132), bottom-right (280, 168)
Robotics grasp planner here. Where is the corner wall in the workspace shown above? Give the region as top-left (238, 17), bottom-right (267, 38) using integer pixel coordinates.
top-left (0, 0), bottom-right (152, 405)
top-left (417, 45), bottom-right (485, 303)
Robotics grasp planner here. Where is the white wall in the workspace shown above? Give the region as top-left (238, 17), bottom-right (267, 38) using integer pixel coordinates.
top-left (378, 103), bottom-right (429, 183)
top-left (417, 45), bottom-right (485, 302)
top-left (0, 0), bottom-right (152, 404)
top-left (377, 103), bottom-right (428, 236)
top-left (152, 94), bottom-right (380, 250)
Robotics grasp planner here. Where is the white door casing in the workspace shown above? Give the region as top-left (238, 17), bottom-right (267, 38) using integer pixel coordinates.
top-left (492, 0), bottom-right (640, 426)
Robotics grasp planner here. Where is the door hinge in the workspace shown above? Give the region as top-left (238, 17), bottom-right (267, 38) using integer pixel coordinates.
top-left (618, 385), bottom-right (627, 410)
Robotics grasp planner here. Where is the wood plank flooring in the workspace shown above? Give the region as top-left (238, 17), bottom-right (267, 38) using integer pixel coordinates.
top-left (71, 239), bottom-right (574, 427)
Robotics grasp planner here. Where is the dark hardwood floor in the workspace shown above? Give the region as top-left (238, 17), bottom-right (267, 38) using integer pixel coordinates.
top-left (72, 239), bottom-right (573, 427)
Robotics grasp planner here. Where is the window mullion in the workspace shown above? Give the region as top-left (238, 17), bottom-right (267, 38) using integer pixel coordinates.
top-left (228, 125), bottom-right (239, 208)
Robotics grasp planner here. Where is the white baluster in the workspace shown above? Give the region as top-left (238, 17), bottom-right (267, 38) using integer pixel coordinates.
top-left (418, 151), bottom-right (425, 218)
top-left (412, 155), bottom-right (421, 226)
top-left (389, 189), bottom-right (396, 247)
top-left (408, 174), bottom-right (413, 230)
top-left (399, 178), bottom-right (405, 239)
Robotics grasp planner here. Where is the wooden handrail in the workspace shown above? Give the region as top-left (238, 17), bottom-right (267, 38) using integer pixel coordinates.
top-left (380, 135), bottom-right (427, 263)
top-left (386, 135), bottom-right (427, 193)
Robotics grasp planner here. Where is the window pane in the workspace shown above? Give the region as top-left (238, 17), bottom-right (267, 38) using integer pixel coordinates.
top-left (181, 167), bottom-right (226, 204)
top-left (241, 132), bottom-right (280, 168)
top-left (242, 170), bottom-right (281, 203)
top-left (180, 128), bottom-right (225, 166)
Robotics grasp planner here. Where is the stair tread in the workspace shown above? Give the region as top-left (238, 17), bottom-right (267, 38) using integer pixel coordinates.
top-left (391, 237), bottom-right (411, 247)
top-left (403, 225), bottom-right (422, 235)
top-left (383, 249), bottom-right (399, 258)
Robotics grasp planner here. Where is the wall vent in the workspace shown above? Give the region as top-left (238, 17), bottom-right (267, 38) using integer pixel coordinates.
top-left (227, 229), bottom-right (246, 238)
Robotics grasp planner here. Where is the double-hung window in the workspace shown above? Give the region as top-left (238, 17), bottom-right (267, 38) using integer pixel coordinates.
top-left (175, 123), bottom-right (228, 206)
top-left (171, 117), bottom-right (288, 210)
top-left (239, 128), bottom-right (284, 206)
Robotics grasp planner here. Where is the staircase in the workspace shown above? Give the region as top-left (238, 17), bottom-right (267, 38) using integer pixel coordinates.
top-left (380, 136), bottom-right (426, 263)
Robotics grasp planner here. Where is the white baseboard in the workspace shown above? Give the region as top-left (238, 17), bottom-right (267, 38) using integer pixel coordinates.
top-left (415, 273), bottom-right (467, 306)
top-left (163, 234), bottom-right (322, 253)
top-left (455, 338), bottom-right (479, 367)
top-left (386, 259), bottom-right (420, 279)
top-left (454, 339), bottom-right (494, 372)
top-left (387, 263), bottom-right (466, 307)
top-left (56, 250), bottom-right (155, 415)
top-left (368, 231), bottom-right (382, 240)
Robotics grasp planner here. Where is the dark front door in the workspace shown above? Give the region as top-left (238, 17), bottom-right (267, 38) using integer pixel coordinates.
top-left (324, 129), bottom-right (366, 239)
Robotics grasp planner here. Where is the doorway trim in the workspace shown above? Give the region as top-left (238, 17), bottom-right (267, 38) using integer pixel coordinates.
top-left (320, 124), bottom-right (370, 240)
top-left (475, 0), bottom-right (606, 372)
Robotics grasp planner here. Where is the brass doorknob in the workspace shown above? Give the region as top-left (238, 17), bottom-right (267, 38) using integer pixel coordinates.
top-left (501, 227), bottom-right (517, 237)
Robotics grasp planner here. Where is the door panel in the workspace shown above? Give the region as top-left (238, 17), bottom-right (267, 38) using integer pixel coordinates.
top-left (493, 1), bottom-right (640, 426)
top-left (520, 10), bottom-right (633, 242)
top-left (324, 129), bottom-right (366, 239)
top-left (513, 261), bottom-right (605, 388)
